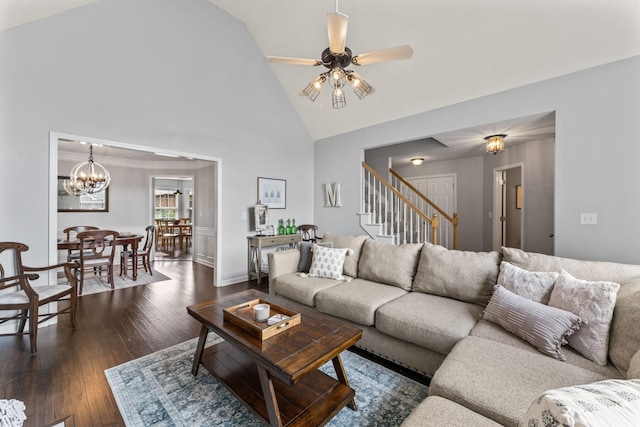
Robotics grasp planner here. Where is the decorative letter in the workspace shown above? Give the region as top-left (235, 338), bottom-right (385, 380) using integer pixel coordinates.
top-left (325, 182), bottom-right (342, 207)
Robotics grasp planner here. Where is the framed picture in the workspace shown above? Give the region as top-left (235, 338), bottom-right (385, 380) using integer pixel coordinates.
top-left (254, 204), bottom-right (269, 233)
top-left (57, 176), bottom-right (109, 212)
top-left (516, 185), bottom-right (523, 209)
top-left (257, 177), bottom-right (286, 209)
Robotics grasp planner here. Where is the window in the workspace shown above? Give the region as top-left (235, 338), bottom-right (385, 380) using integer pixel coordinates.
top-left (155, 190), bottom-right (178, 219)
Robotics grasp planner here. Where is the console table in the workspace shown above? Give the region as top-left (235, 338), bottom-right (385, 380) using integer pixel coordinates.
top-left (247, 234), bottom-right (301, 285)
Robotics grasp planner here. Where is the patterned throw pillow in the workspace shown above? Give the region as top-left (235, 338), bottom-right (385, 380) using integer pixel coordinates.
top-left (297, 241), bottom-right (333, 273)
top-left (484, 285), bottom-right (582, 361)
top-left (497, 261), bottom-right (558, 304)
top-left (308, 245), bottom-right (349, 280)
top-left (521, 379), bottom-right (640, 427)
top-left (548, 269), bottom-right (620, 365)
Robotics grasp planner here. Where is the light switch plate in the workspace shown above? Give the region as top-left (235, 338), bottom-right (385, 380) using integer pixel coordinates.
top-left (580, 213), bottom-right (597, 225)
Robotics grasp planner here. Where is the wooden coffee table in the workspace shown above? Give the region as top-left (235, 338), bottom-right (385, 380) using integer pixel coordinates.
top-left (187, 289), bottom-right (363, 427)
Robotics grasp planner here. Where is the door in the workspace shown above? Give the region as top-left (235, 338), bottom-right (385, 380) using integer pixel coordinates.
top-left (407, 174), bottom-right (456, 248)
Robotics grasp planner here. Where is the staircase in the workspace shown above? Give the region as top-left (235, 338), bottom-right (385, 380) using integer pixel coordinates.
top-left (360, 162), bottom-right (458, 248)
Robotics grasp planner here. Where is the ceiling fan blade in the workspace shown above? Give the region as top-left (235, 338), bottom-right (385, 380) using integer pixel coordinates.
top-left (265, 56), bottom-right (321, 66)
top-left (327, 12), bottom-right (348, 55)
top-left (352, 45), bottom-right (414, 66)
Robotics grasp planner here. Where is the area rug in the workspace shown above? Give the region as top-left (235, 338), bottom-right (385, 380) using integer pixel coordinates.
top-left (105, 335), bottom-right (429, 426)
top-left (78, 267), bottom-right (171, 296)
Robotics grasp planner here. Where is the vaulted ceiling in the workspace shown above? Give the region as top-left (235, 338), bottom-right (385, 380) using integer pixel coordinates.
top-left (2, 0), bottom-right (639, 142)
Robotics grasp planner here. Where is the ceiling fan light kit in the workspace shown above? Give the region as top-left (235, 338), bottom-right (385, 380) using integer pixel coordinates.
top-left (265, 2), bottom-right (413, 109)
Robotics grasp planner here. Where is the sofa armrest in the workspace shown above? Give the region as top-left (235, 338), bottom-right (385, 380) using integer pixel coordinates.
top-left (268, 249), bottom-right (300, 283)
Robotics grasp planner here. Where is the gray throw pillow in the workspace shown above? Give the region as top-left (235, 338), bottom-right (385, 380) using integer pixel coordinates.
top-left (297, 241), bottom-right (333, 273)
top-left (484, 285), bottom-right (583, 361)
top-left (357, 240), bottom-right (423, 290)
top-left (497, 261), bottom-right (558, 304)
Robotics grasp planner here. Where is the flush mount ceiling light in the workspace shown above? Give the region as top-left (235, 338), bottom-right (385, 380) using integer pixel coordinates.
top-left (485, 134), bottom-right (507, 155)
top-left (265, 0), bottom-right (413, 109)
top-left (411, 158), bottom-right (424, 166)
top-left (68, 144), bottom-right (111, 195)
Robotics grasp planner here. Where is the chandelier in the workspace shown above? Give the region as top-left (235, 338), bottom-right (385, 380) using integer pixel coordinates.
top-left (68, 145), bottom-right (111, 195)
top-left (485, 134), bottom-right (507, 155)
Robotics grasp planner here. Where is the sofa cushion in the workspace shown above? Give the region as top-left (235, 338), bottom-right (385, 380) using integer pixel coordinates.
top-left (413, 243), bottom-right (500, 306)
top-left (308, 245), bottom-right (350, 280)
top-left (315, 278), bottom-right (407, 326)
top-left (430, 336), bottom-right (614, 427)
top-left (609, 276), bottom-right (640, 376)
top-left (483, 285), bottom-right (582, 361)
top-left (548, 269), bottom-right (620, 366)
top-left (357, 240), bottom-right (423, 291)
top-left (470, 319), bottom-right (625, 378)
top-left (376, 292), bottom-right (483, 355)
top-left (271, 273), bottom-right (342, 307)
top-left (629, 350), bottom-right (640, 379)
top-left (521, 379), bottom-right (640, 427)
top-left (501, 246), bottom-right (640, 283)
top-left (497, 261), bottom-right (558, 304)
top-left (321, 233), bottom-right (370, 277)
top-left (297, 241), bottom-right (332, 273)
top-left (401, 396), bottom-right (503, 427)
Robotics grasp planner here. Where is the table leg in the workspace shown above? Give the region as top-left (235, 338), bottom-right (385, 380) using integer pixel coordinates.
top-left (191, 325), bottom-right (209, 376)
top-left (257, 366), bottom-right (282, 427)
top-left (332, 354), bottom-right (357, 411)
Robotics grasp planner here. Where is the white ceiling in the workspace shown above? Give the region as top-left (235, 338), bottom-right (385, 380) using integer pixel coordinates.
top-left (3, 0), bottom-right (640, 155)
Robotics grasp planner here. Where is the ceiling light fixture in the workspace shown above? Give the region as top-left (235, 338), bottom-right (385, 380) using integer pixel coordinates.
top-left (485, 134), bottom-right (507, 155)
top-left (68, 145), bottom-right (111, 195)
top-left (266, 1), bottom-right (413, 109)
top-left (411, 158), bottom-right (424, 166)
top-left (174, 179), bottom-right (183, 195)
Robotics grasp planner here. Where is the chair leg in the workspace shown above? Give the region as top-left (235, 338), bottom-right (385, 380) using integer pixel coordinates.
top-left (18, 309), bottom-right (28, 332)
top-left (29, 302), bottom-right (39, 355)
top-left (70, 291), bottom-right (77, 328)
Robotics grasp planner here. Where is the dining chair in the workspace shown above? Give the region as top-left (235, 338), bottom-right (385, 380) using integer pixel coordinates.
top-left (0, 242), bottom-right (78, 355)
top-left (63, 225), bottom-right (99, 262)
top-left (120, 225), bottom-right (154, 276)
top-left (159, 222), bottom-right (180, 256)
top-left (74, 230), bottom-right (119, 294)
top-left (297, 224), bottom-right (321, 243)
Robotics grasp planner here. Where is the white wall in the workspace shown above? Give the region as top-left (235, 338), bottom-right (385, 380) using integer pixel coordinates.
top-left (0, 0), bottom-right (314, 284)
top-left (315, 56), bottom-right (640, 264)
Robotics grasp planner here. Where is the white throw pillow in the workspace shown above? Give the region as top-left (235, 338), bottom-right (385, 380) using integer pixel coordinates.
top-left (497, 261), bottom-right (558, 304)
top-left (308, 245), bottom-right (349, 281)
top-left (521, 379), bottom-right (640, 427)
top-left (548, 269), bottom-right (620, 366)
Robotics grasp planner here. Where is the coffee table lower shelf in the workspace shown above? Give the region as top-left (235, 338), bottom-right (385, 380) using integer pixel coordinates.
top-left (197, 341), bottom-right (355, 427)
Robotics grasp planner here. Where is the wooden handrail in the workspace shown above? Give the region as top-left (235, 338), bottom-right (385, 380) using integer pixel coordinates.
top-left (362, 162), bottom-right (435, 226)
top-left (388, 167), bottom-right (458, 249)
top-left (390, 169), bottom-right (455, 223)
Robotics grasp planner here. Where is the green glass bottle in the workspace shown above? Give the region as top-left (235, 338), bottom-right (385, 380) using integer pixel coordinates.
top-left (291, 218), bottom-right (296, 234)
top-left (278, 219), bottom-right (285, 235)
top-left (286, 219), bottom-right (292, 234)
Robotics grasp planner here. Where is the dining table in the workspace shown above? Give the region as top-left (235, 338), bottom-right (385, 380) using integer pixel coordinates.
top-left (57, 234), bottom-right (144, 280)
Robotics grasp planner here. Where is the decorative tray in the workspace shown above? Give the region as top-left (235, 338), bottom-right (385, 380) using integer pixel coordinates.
top-left (223, 298), bottom-right (301, 340)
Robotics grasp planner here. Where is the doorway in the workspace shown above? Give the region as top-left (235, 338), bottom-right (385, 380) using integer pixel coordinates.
top-left (153, 176), bottom-right (194, 261)
top-left (49, 131), bottom-right (222, 286)
top-left (492, 164), bottom-right (524, 251)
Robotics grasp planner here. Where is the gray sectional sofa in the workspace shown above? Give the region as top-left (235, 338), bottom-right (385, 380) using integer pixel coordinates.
top-left (268, 233), bottom-right (640, 426)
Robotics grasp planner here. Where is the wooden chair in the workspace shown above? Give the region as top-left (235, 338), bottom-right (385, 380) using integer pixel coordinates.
top-left (74, 230), bottom-right (119, 294)
top-left (0, 242), bottom-right (78, 355)
top-left (120, 225), bottom-right (154, 276)
top-left (63, 225), bottom-right (99, 262)
top-left (159, 221), bottom-right (180, 256)
top-left (297, 224), bottom-right (321, 243)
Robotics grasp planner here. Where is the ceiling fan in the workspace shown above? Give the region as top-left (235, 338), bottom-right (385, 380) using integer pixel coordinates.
top-left (265, 1), bottom-right (414, 109)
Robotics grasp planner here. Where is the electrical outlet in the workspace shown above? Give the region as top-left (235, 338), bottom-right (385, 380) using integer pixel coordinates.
top-left (580, 213), bottom-right (597, 225)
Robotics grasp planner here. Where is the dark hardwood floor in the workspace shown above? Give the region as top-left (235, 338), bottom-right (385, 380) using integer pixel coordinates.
top-left (0, 259), bottom-right (267, 427)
